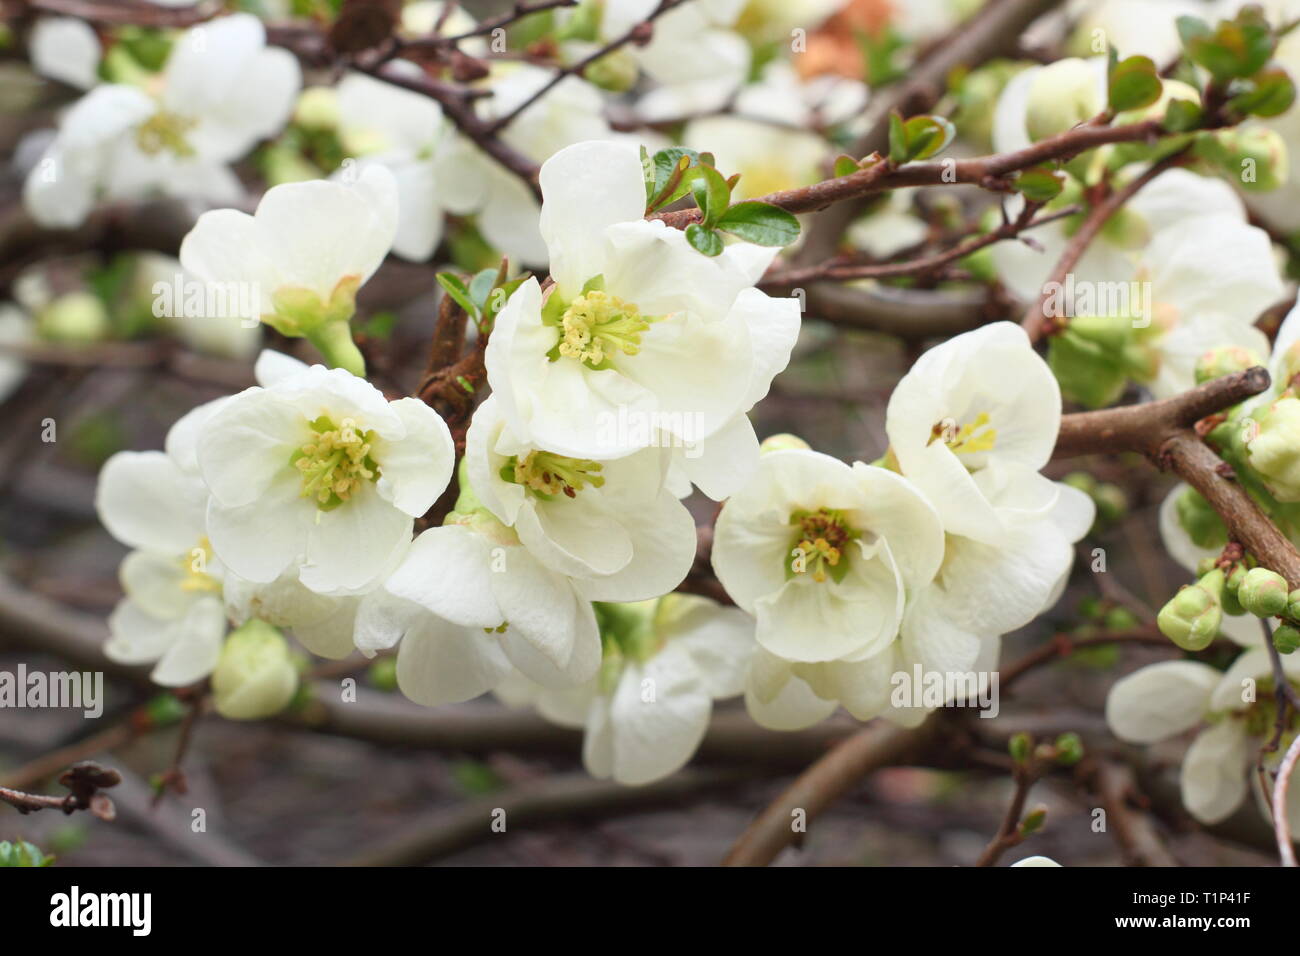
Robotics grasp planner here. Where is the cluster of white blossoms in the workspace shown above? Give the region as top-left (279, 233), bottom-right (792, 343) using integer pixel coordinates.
top-left (714, 323), bottom-right (1093, 730)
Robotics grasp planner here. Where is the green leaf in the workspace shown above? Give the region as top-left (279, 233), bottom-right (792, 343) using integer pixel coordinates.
top-left (1180, 8), bottom-right (1275, 81)
top-left (647, 147), bottom-right (708, 211)
top-left (1229, 66), bottom-right (1297, 117)
top-left (1162, 97), bottom-right (1204, 132)
top-left (716, 201), bottom-right (801, 246)
top-left (468, 268), bottom-right (497, 312)
top-left (436, 273), bottom-right (479, 318)
top-left (888, 110), bottom-right (908, 164)
top-left (1109, 54), bottom-right (1162, 112)
top-left (833, 153), bottom-right (861, 178)
top-left (890, 113), bottom-right (956, 164)
top-left (685, 223), bottom-right (723, 256)
top-left (1012, 166), bottom-right (1065, 202)
top-left (690, 163), bottom-right (731, 228)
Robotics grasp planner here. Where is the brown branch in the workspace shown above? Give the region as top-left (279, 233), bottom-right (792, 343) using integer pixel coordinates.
top-left (1054, 366), bottom-right (1300, 588)
top-left (1084, 758), bottom-right (1178, 866)
top-left (973, 759), bottom-right (1042, 866)
top-left (1272, 732), bottom-right (1300, 866)
top-left (0, 761), bottom-right (120, 820)
top-left (721, 718), bottom-right (936, 866)
top-left (1054, 366), bottom-right (1271, 458)
top-left (20, 0), bottom-right (220, 26)
top-left (1021, 150), bottom-right (1189, 342)
top-left (400, 0), bottom-right (579, 50)
top-left (998, 628), bottom-right (1171, 690)
top-left (760, 202), bottom-right (1076, 288)
top-left (344, 767), bottom-right (757, 866)
top-left (483, 0), bottom-right (683, 136)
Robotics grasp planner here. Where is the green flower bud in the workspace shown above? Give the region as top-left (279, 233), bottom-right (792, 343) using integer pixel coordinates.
top-left (212, 619), bottom-right (298, 721)
top-left (1054, 731), bottom-right (1084, 766)
top-left (1175, 486), bottom-right (1229, 550)
top-left (1103, 606), bottom-right (1139, 631)
top-left (294, 86), bottom-right (339, 131)
top-left (1110, 81), bottom-right (1201, 165)
top-left (1274, 623), bottom-right (1300, 654)
top-left (1063, 471), bottom-right (1097, 496)
top-left (1008, 732), bottom-right (1032, 764)
top-left (1047, 330), bottom-right (1129, 409)
top-left (760, 433), bottom-right (811, 454)
top-left (1025, 59), bottom-right (1104, 142)
top-left (1246, 397), bottom-right (1300, 501)
top-left (583, 49), bottom-right (638, 93)
top-left (1238, 567), bottom-right (1290, 617)
top-left (1157, 584), bottom-right (1221, 650)
top-left (1195, 345), bottom-right (1263, 385)
top-left (368, 656), bottom-right (398, 691)
top-left (1287, 588), bottom-right (1300, 620)
top-left (37, 292), bottom-right (109, 345)
top-left (1094, 483), bottom-right (1127, 523)
top-left (1197, 126), bottom-right (1289, 192)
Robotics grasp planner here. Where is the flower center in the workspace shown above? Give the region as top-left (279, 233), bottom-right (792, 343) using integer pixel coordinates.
top-left (787, 508), bottom-right (858, 583)
top-left (178, 537), bottom-right (221, 593)
top-left (135, 110), bottom-right (197, 158)
top-left (291, 415), bottom-right (381, 510)
top-left (930, 411), bottom-right (997, 456)
top-left (554, 290), bottom-right (650, 370)
top-left (1237, 679), bottom-right (1300, 737)
top-left (500, 450), bottom-right (604, 499)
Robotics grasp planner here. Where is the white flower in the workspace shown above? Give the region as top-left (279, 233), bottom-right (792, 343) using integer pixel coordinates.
top-left (1011, 855), bottom-right (1061, 867)
top-left (486, 139), bottom-right (798, 461)
top-left (1107, 650), bottom-right (1300, 828)
top-left (597, 0), bottom-right (750, 122)
top-left (496, 594), bottom-right (755, 785)
top-left (0, 304), bottom-right (33, 405)
top-left (194, 361), bottom-right (454, 595)
top-left (353, 515), bottom-right (602, 705)
top-left (132, 253), bottom-right (262, 360)
top-left (465, 395), bottom-right (697, 599)
top-left (712, 448), bottom-right (945, 664)
top-left (179, 165), bottom-right (398, 375)
top-left (683, 115), bottom-right (828, 201)
top-left (30, 17), bottom-right (101, 91)
top-left (439, 64), bottom-right (624, 267)
top-left (332, 71), bottom-right (465, 262)
top-left (24, 14), bottom-right (300, 228)
top-left (95, 427), bottom-right (226, 687)
top-left (742, 608), bottom-right (1002, 731)
top-left (1066, 0), bottom-right (1206, 63)
top-left (224, 570), bottom-right (361, 661)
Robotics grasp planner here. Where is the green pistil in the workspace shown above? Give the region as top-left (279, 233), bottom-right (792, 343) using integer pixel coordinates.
top-left (786, 508), bottom-right (859, 584)
top-left (500, 450), bottom-right (604, 500)
top-left (135, 110), bottom-right (197, 158)
top-left (290, 415), bottom-right (381, 511)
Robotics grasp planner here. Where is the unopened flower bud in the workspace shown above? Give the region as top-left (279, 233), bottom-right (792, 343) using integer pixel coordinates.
top-left (212, 619), bottom-right (298, 721)
top-left (583, 49), bottom-right (638, 93)
top-left (1287, 588), bottom-right (1300, 620)
top-left (1054, 732), bottom-right (1084, 766)
top-left (1175, 486), bottom-right (1229, 549)
top-left (1195, 345), bottom-right (1262, 385)
top-left (760, 433), bottom-right (811, 454)
top-left (1025, 59), bottom-right (1104, 142)
top-left (1274, 623), bottom-right (1300, 654)
top-left (294, 86), bottom-right (339, 131)
top-left (37, 292), bottom-right (109, 345)
top-left (1238, 567), bottom-right (1290, 617)
top-left (1157, 584), bottom-right (1221, 650)
top-left (1094, 483), bottom-right (1127, 523)
top-left (1198, 126), bottom-right (1289, 192)
top-left (1246, 397), bottom-right (1300, 501)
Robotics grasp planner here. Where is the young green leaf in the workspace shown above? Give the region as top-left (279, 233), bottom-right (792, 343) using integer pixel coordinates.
top-left (685, 223), bottom-right (724, 256)
top-left (436, 273), bottom-right (479, 318)
top-left (1108, 54), bottom-right (1162, 112)
top-left (1012, 166), bottom-right (1065, 203)
top-left (690, 163), bottom-right (732, 228)
top-left (904, 115), bottom-right (956, 160)
top-left (1229, 66), bottom-right (1297, 117)
top-left (888, 110), bottom-right (908, 165)
top-left (1162, 97), bottom-right (1204, 132)
top-left (833, 154), bottom-right (861, 178)
top-left (716, 201), bottom-right (801, 246)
